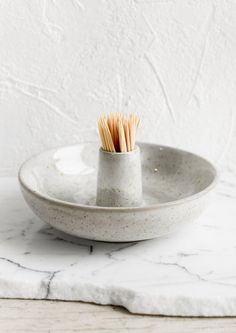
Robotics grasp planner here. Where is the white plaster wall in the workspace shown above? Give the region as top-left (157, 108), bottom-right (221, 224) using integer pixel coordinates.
top-left (1, 0), bottom-right (236, 178)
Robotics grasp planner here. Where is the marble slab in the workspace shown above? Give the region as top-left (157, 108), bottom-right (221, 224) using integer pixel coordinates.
top-left (0, 177), bottom-right (236, 316)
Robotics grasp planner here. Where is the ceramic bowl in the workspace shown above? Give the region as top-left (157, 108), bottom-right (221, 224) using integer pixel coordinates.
top-left (18, 142), bottom-right (218, 242)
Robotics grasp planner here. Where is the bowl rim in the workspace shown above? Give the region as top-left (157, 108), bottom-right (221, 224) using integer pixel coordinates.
top-left (18, 141), bottom-right (219, 212)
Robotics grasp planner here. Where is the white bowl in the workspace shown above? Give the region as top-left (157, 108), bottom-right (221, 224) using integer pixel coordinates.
top-left (18, 142), bottom-right (218, 242)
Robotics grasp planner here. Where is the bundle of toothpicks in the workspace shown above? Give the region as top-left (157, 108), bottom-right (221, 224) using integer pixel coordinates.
top-left (98, 113), bottom-right (140, 153)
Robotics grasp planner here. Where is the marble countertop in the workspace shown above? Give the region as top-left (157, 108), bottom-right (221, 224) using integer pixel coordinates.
top-left (0, 176), bottom-right (236, 316)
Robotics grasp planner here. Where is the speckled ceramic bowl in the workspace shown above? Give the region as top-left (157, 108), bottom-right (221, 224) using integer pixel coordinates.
top-left (18, 142), bottom-right (218, 242)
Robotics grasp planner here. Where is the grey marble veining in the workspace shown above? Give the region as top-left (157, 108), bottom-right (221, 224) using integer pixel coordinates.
top-left (0, 177), bottom-right (236, 316)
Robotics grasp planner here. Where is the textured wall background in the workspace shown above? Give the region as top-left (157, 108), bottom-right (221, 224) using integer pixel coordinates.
top-left (1, 0), bottom-right (236, 181)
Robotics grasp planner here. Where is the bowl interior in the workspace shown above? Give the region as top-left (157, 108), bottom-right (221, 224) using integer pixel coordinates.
top-left (19, 142), bottom-right (217, 207)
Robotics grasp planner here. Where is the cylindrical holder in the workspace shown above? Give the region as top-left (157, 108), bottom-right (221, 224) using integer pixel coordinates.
top-left (96, 146), bottom-right (142, 207)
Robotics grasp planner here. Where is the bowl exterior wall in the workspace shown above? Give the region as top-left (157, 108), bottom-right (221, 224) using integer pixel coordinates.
top-left (20, 185), bottom-right (210, 242)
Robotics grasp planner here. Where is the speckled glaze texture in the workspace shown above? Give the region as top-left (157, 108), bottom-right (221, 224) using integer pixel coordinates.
top-left (18, 142), bottom-right (218, 242)
top-left (96, 147), bottom-right (142, 207)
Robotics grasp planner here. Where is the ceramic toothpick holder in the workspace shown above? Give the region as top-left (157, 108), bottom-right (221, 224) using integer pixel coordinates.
top-left (96, 146), bottom-right (143, 207)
